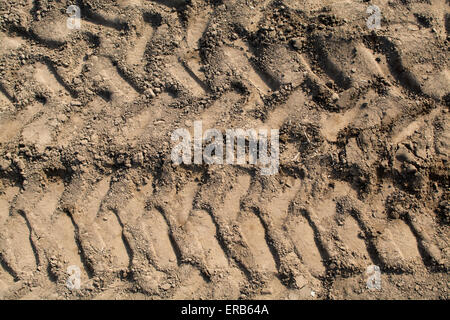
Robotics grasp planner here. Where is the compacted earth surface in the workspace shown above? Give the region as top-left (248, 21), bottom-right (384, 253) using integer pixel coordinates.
top-left (0, 0), bottom-right (448, 300)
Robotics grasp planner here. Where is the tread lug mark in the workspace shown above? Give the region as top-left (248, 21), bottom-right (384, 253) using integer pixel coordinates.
top-left (238, 210), bottom-right (277, 273)
top-left (33, 62), bottom-right (71, 101)
top-left (51, 210), bottom-right (90, 281)
top-left (245, 177), bottom-right (322, 289)
top-left (141, 209), bottom-right (178, 270)
top-left (311, 36), bottom-right (383, 89)
top-left (256, 44), bottom-right (305, 88)
top-left (196, 172), bottom-right (265, 282)
top-left (336, 215), bottom-right (372, 270)
top-left (391, 107), bottom-right (441, 145)
top-left (376, 219), bottom-right (423, 271)
top-left (154, 180), bottom-right (224, 277)
top-left (0, 186), bottom-right (20, 227)
top-left (191, 171), bottom-right (275, 294)
top-left (167, 59), bottom-right (207, 97)
top-left (1, 181), bottom-right (68, 280)
top-left (184, 209), bottom-right (229, 271)
top-left (0, 269), bottom-right (13, 298)
top-left (217, 174), bottom-right (251, 223)
top-left (421, 70), bottom-right (450, 101)
top-left (0, 90), bottom-right (13, 112)
top-left (185, 5), bottom-right (212, 50)
top-left (405, 211), bottom-right (449, 268)
top-left (223, 42), bottom-right (274, 95)
top-left (87, 56), bottom-right (139, 104)
top-left (261, 89), bottom-right (307, 130)
top-left (229, 0), bottom-right (272, 33)
top-left (62, 175), bottom-right (113, 275)
top-left (189, 179), bottom-right (249, 295)
top-left (0, 185), bottom-right (21, 288)
top-left (126, 16), bottom-right (155, 66)
top-left (115, 95), bottom-right (167, 146)
top-left (104, 174), bottom-right (175, 293)
top-left (10, 61), bottom-right (73, 151)
top-left (199, 91), bottom-right (242, 130)
top-left (0, 32), bottom-right (25, 56)
top-left (286, 213), bottom-right (326, 277)
top-left (114, 175), bottom-right (178, 271)
top-left (0, 212), bottom-right (37, 279)
top-left (366, 34), bottom-right (441, 96)
top-left (320, 106), bottom-right (360, 142)
top-left (95, 209), bottom-right (131, 270)
top-left (78, 2), bottom-right (128, 31)
top-left (0, 103), bottom-right (44, 144)
top-left (147, 176), bottom-right (209, 276)
top-left (171, 265), bottom-right (209, 299)
top-left (21, 117), bottom-right (54, 154)
top-left (296, 182), bottom-right (376, 273)
top-left (303, 199), bottom-right (339, 259)
top-left (175, 3), bottom-right (212, 92)
top-left (14, 180), bottom-right (89, 282)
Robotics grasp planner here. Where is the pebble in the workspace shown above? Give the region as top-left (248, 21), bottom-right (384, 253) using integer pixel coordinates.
top-left (161, 283), bottom-right (171, 290)
top-left (331, 92), bottom-right (340, 102)
top-left (145, 88), bottom-right (156, 98)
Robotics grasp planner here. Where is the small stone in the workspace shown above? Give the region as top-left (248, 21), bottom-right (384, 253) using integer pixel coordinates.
top-left (0, 159), bottom-right (11, 171)
top-left (291, 38), bottom-right (302, 50)
top-left (70, 100), bottom-right (82, 106)
top-left (294, 275), bottom-right (307, 289)
top-left (331, 92), bottom-right (340, 102)
top-left (161, 283), bottom-right (171, 290)
top-left (261, 288), bottom-right (272, 295)
top-left (133, 152), bottom-right (144, 164)
top-left (145, 88), bottom-right (156, 98)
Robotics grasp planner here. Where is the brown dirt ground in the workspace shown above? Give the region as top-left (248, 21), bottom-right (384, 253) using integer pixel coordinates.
top-left (0, 0), bottom-right (448, 300)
